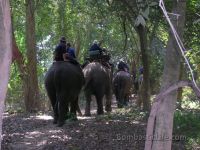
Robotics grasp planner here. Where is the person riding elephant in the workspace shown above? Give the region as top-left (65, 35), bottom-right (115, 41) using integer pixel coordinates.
top-left (83, 62), bottom-right (112, 116)
top-left (66, 42), bottom-right (76, 59)
top-left (117, 60), bottom-right (129, 72)
top-left (89, 40), bottom-right (104, 60)
top-left (63, 42), bottom-right (79, 65)
top-left (45, 61), bottom-right (84, 127)
top-left (53, 36), bottom-right (67, 61)
top-left (113, 70), bottom-right (132, 108)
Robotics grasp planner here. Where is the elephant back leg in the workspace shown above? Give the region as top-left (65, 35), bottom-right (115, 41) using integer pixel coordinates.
top-left (84, 91), bottom-right (92, 116)
top-left (45, 85), bottom-right (58, 124)
top-left (113, 85), bottom-right (119, 106)
top-left (69, 96), bottom-right (78, 120)
top-left (105, 89), bottom-right (112, 112)
top-left (124, 94), bottom-right (129, 106)
top-left (95, 92), bottom-right (104, 115)
top-left (57, 92), bottom-right (69, 127)
top-left (118, 89), bottom-right (125, 108)
top-left (74, 96), bottom-right (82, 116)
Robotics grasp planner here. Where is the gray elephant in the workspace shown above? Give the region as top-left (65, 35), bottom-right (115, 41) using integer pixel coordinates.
top-left (45, 61), bottom-right (84, 127)
top-left (113, 71), bottom-right (132, 108)
top-left (83, 62), bottom-right (112, 116)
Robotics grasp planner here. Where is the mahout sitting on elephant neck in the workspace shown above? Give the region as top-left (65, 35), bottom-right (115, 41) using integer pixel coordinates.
top-left (82, 54), bottom-right (111, 70)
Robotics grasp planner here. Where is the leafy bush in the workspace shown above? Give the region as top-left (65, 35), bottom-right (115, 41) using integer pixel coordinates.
top-left (173, 110), bottom-right (200, 149)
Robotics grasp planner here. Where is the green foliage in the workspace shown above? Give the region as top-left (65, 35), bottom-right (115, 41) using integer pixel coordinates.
top-left (173, 110), bottom-right (200, 149)
top-left (6, 64), bottom-right (25, 112)
top-left (7, 0), bottom-right (200, 114)
top-left (99, 107), bottom-right (147, 121)
top-left (181, 88), bottom-right (200, 109)
top-left (184, 0), bottom-right (200, 81)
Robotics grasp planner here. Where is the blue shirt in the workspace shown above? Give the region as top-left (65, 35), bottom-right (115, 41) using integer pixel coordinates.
top-left (67, 47), bottom-right (76, 59)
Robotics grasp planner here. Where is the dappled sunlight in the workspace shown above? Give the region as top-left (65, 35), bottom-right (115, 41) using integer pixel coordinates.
top-left (50, 135), bottom-right (71, 140)
top-left (112, 120), bottom-right (130, 123)
top-left (21, 115), bottom-right (53, 121)
top-left (24, 142), bottom-right (32, 145)
top-left (35, 115), bottom-right (53, 120)
top-left (37, 140), bottom-right (47, 146)
top-left (78, 116), bottom-right (95, 120)
top-left (48, 129), bottom-right (62, 134)
top-left (131, 120), bottom-right (145, 125)
top-left (75, 129), bottom-right (80, 133)
top-left (25, 131), bottom-right (45, 138)
top-left (5, 132), bottom-right (24, 137)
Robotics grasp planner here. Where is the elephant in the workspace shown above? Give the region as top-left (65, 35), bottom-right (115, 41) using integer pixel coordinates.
top-left (113, 71), bottom-right (132, 108)
top-left (83, 62), bottom-right (112, 116)
top-left (44, 61), bottom-right (84, 127)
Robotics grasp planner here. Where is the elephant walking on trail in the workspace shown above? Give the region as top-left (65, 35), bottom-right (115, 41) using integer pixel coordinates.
top-left (83, 62), bottom-right (112, 116)
top-left (45, 61), bottom-right (84, 127)
top-left (113, 71), bottom-right (132, 108)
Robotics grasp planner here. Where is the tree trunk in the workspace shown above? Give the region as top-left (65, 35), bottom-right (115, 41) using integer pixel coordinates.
top-left (12, 32), bottom-right (26, 76)
top-left (137, 25), bottom-right (151, 111)
top-left (75, 30), bottom-right (81, 60)
top-left (0, 0), bottom-right (12, 147)
top-left (151, 1), bottom-right (186, 150)
top-left (25, 0), bottom-right (40, 112)
top-left (130, 60), bottom-right (137, 80)
top-left (58, 0), bottom-right (67, 38)
top-left (12, 32), bottom-right (28, 110)
top-left (177, 63), bottom-right (185, 110)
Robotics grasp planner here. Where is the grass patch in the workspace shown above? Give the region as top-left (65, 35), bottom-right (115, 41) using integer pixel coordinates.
top-left (95, 106), bottom-right (147, 122)
top-left (173, 110), bottom-right (200, 149)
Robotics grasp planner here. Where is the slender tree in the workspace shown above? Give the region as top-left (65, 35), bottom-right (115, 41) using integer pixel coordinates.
top-left (117, 0), bottom-right (151, 111)
top-left (24, 0), bottom-right (40, 112)
top-left (0, 0), bottom-right (12, 147)
top-left (137, 24), bottom-right (151, 111)
top-left (145, 1), bottom-right (187, 150)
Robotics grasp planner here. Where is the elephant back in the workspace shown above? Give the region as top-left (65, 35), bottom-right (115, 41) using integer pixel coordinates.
top-left (114, 71), bottom-right (131, 80)
top-left (83, 62), bottom-right (111, 80)
top-left (83, 62), bottom-right (111, 91)
top-left (45, 61), bottom-right (84, 92)
top-left (113, 71), bottom-right (132, 94)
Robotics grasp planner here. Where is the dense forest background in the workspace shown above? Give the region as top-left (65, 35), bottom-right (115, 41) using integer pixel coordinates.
top-left (8, 0), bottom-right (200, 111)
top-left (2, 0), bottom-right (200, 149)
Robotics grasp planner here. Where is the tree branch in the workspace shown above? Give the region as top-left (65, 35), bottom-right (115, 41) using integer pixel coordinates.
top-left (145, 80), bottom-right (200, 150)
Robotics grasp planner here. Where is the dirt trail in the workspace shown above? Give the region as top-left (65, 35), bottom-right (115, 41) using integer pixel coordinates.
top-left (2, 99), bottom-right (146, 150)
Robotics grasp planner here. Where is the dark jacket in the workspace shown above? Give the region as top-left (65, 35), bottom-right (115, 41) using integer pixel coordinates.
top-left (139, 67), bottom-right (144, 74)
top-left (89, 43), bottom-right (102, 51)
top-left (54, 43), bottom-right (66, 61)
top-left (118, 61), bottom-right (129, 72)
